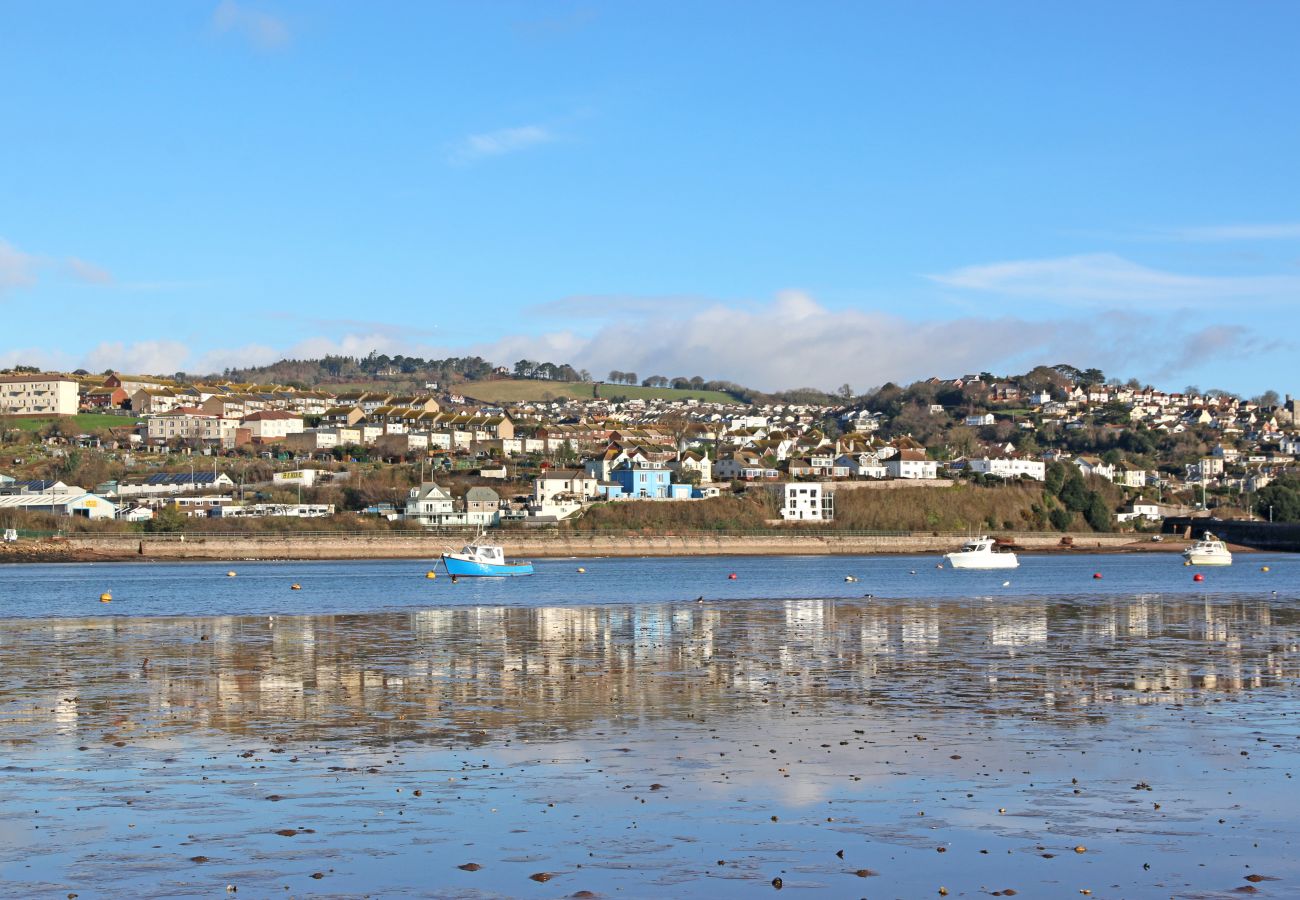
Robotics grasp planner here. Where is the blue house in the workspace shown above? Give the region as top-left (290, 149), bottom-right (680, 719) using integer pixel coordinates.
top-left (605, 462), bottom-right (682, 499)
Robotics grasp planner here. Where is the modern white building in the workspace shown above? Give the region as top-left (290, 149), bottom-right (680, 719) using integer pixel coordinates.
top-left (780, 483), bottom-right (834, 521)
top-left (0, 374), bottom-right (79, 416)
top-left (0, 491), bottom-right (118, 519)
top-left (967, 456), bottom-right (1046, 481)
top-left (273, 469), bottom-right (320, 488)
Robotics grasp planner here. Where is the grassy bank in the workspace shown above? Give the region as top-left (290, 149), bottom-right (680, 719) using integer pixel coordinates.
top-left (1, 413), bottom-right (138, 432)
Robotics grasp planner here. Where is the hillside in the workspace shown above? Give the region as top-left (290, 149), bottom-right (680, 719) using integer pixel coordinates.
top-left (457, 380), bottom-right (740, 405)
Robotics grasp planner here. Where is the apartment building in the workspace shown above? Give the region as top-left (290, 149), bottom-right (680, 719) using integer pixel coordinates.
top-left (0, 374), bottom-right (79, 416)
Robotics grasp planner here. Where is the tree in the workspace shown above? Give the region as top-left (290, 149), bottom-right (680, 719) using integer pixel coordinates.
top-left (1085, 493), bottom-right (1112, 531)
top-left (514, 359), bottom-right (537, 378)
top-left (1059, 469), bottom-right (1090, 511)
top-left (837, 383), bottom-right (853, 401)
top-left (625, 372), bottom-right (637, 386)
top-left (1252, 390), bottom-right (1281, 407)
top-left (1049, 507), bottom-right (1074, 530)
top-left (608, 370), bottom-right (624, 384)
top-left (146, 505), bottom-right (186, 533)
top-left (1256, 480), bottom-right (1300, 522)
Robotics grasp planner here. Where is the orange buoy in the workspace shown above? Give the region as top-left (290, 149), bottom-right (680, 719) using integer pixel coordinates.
top-left (727, 572), bottom-right (737, 580)
top-left (290, 583), bottom-right (301, 591)
top-left (99, 592), bottom-right (112, 603)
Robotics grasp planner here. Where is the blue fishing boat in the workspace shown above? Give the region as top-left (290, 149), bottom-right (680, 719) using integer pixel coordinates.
top-left (441, 536), bottom-right (534, 577)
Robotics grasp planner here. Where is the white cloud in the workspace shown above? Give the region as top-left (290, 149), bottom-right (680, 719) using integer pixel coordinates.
top-left (928, 253), bottom-right (1300, 307)
top-left (448, 125), bottom-right (554, 164)
top-left (211, 1), bottom-right (290, 50)
top-left (0, 239), bottom-right (39, 297)
top-left (84, 341), bottom-right (192, 376)
top-left (36, 293), bottom-right (1277, 391)
top-left (65, 257), bottom-right (114, 285)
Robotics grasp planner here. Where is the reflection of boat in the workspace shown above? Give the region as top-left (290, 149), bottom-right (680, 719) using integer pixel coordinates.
top-left (441, 536), bottom-right (534, 577)
top-left (945, 536), bottom-right (1019, 569)
top-left (1183, 533), bottom-right (1232, 566)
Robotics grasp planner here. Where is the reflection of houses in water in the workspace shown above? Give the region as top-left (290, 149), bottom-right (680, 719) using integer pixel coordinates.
top-left (4, 594), bottom-right (1299, 746)
top-left (900, 607), bottom-right (939, 651)
top-left (988, 606), bottom-right (1047, 649)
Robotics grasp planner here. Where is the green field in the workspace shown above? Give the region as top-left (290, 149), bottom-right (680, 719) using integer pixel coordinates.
top-left (1, 413), bottom-right (140, 432)
top-left (457, 380), bottom-right (740, 404)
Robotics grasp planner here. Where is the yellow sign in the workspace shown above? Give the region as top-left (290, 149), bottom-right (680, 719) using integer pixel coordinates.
top-left (85, 499), bottom-right (98, 507)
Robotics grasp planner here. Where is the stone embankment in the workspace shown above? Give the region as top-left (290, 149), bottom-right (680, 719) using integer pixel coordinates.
top-left (0, 531), bottom-right (1175, 563)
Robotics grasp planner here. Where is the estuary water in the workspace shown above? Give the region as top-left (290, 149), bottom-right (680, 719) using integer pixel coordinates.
top-left (2, 554), bottom-right (1299, 898)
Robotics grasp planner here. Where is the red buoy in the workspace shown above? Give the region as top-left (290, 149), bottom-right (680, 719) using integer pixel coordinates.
top-left (728, 572), bottom-right (737, 580)
top-left (1093, 572), bottom-right (1102, 579)
top-left (1193, 573), bottom-right (1205, 582)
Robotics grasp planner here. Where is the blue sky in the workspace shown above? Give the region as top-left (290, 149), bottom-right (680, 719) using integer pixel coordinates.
top-left (2, 2), bottom-right (1298, 394)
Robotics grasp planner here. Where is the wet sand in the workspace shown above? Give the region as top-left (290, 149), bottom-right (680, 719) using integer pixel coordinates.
top-left (2, 593), bottom-right (1299, 897)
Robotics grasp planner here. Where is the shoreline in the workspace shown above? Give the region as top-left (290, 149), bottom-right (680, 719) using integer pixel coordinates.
top-left (0, 531), bottom-right (1217, 564)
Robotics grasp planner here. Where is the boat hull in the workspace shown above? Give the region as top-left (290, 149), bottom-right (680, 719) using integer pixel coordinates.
top-left (945, 553), bottom-right (1019, 569)
top-left (442, 554), bottom-right (534, 577)
top-left (1183, 553), bottom-right (1232, 566)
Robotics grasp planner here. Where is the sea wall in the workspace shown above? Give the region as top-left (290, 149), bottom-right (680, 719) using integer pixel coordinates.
top-left (21, 530), bottom-right (1156, 562)
top-left (1164, 518), bottom-right (1300, 553)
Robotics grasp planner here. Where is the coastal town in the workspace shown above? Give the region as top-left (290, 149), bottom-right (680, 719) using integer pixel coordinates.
top-left (2, 360), bottom-right (1297, 538)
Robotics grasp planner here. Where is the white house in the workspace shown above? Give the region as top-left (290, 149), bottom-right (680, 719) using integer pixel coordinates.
top-left (404, 483), bottom-right (456, 526)
top-left (1116, 498), bottom-right (1163, 523)
top-left (964, 413), bottom-right (996, 427)
top-left (885, 449), bottom-right (940, 479)
top-left (241, 410), bottom-right (305, 441)
top-left (967, 457), bottom-right (1046, 481)
top-left (532, 470), bottom-right (601, 505)
top-left (779, 483), bottom-right (834, 521)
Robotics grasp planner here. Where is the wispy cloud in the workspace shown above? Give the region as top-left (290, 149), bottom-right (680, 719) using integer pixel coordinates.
top-left (211, 1), bottom-right (290, 50)
top-left (0, 239), bottom-right (39, 297)
top-left (1150, 223), bottom-right (1300, 242)
top-left (65, 257), bottom-right (114, 285)
top-left (928, 253), bottom-right (1300, 307)
top-left (448, 125), bottom-right (554, 164)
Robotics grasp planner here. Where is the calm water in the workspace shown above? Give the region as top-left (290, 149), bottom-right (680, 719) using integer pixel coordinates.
top-left (2, 551), bottom-right (1297, 617)
top-left (1, 555), bottom-right (1299, 898)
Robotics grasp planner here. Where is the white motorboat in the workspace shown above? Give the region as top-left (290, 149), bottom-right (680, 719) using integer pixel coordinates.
top-left (945, 536), bottom-right (1019, 569)
top-left (1183, 532), bottom-right (1232, 566)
